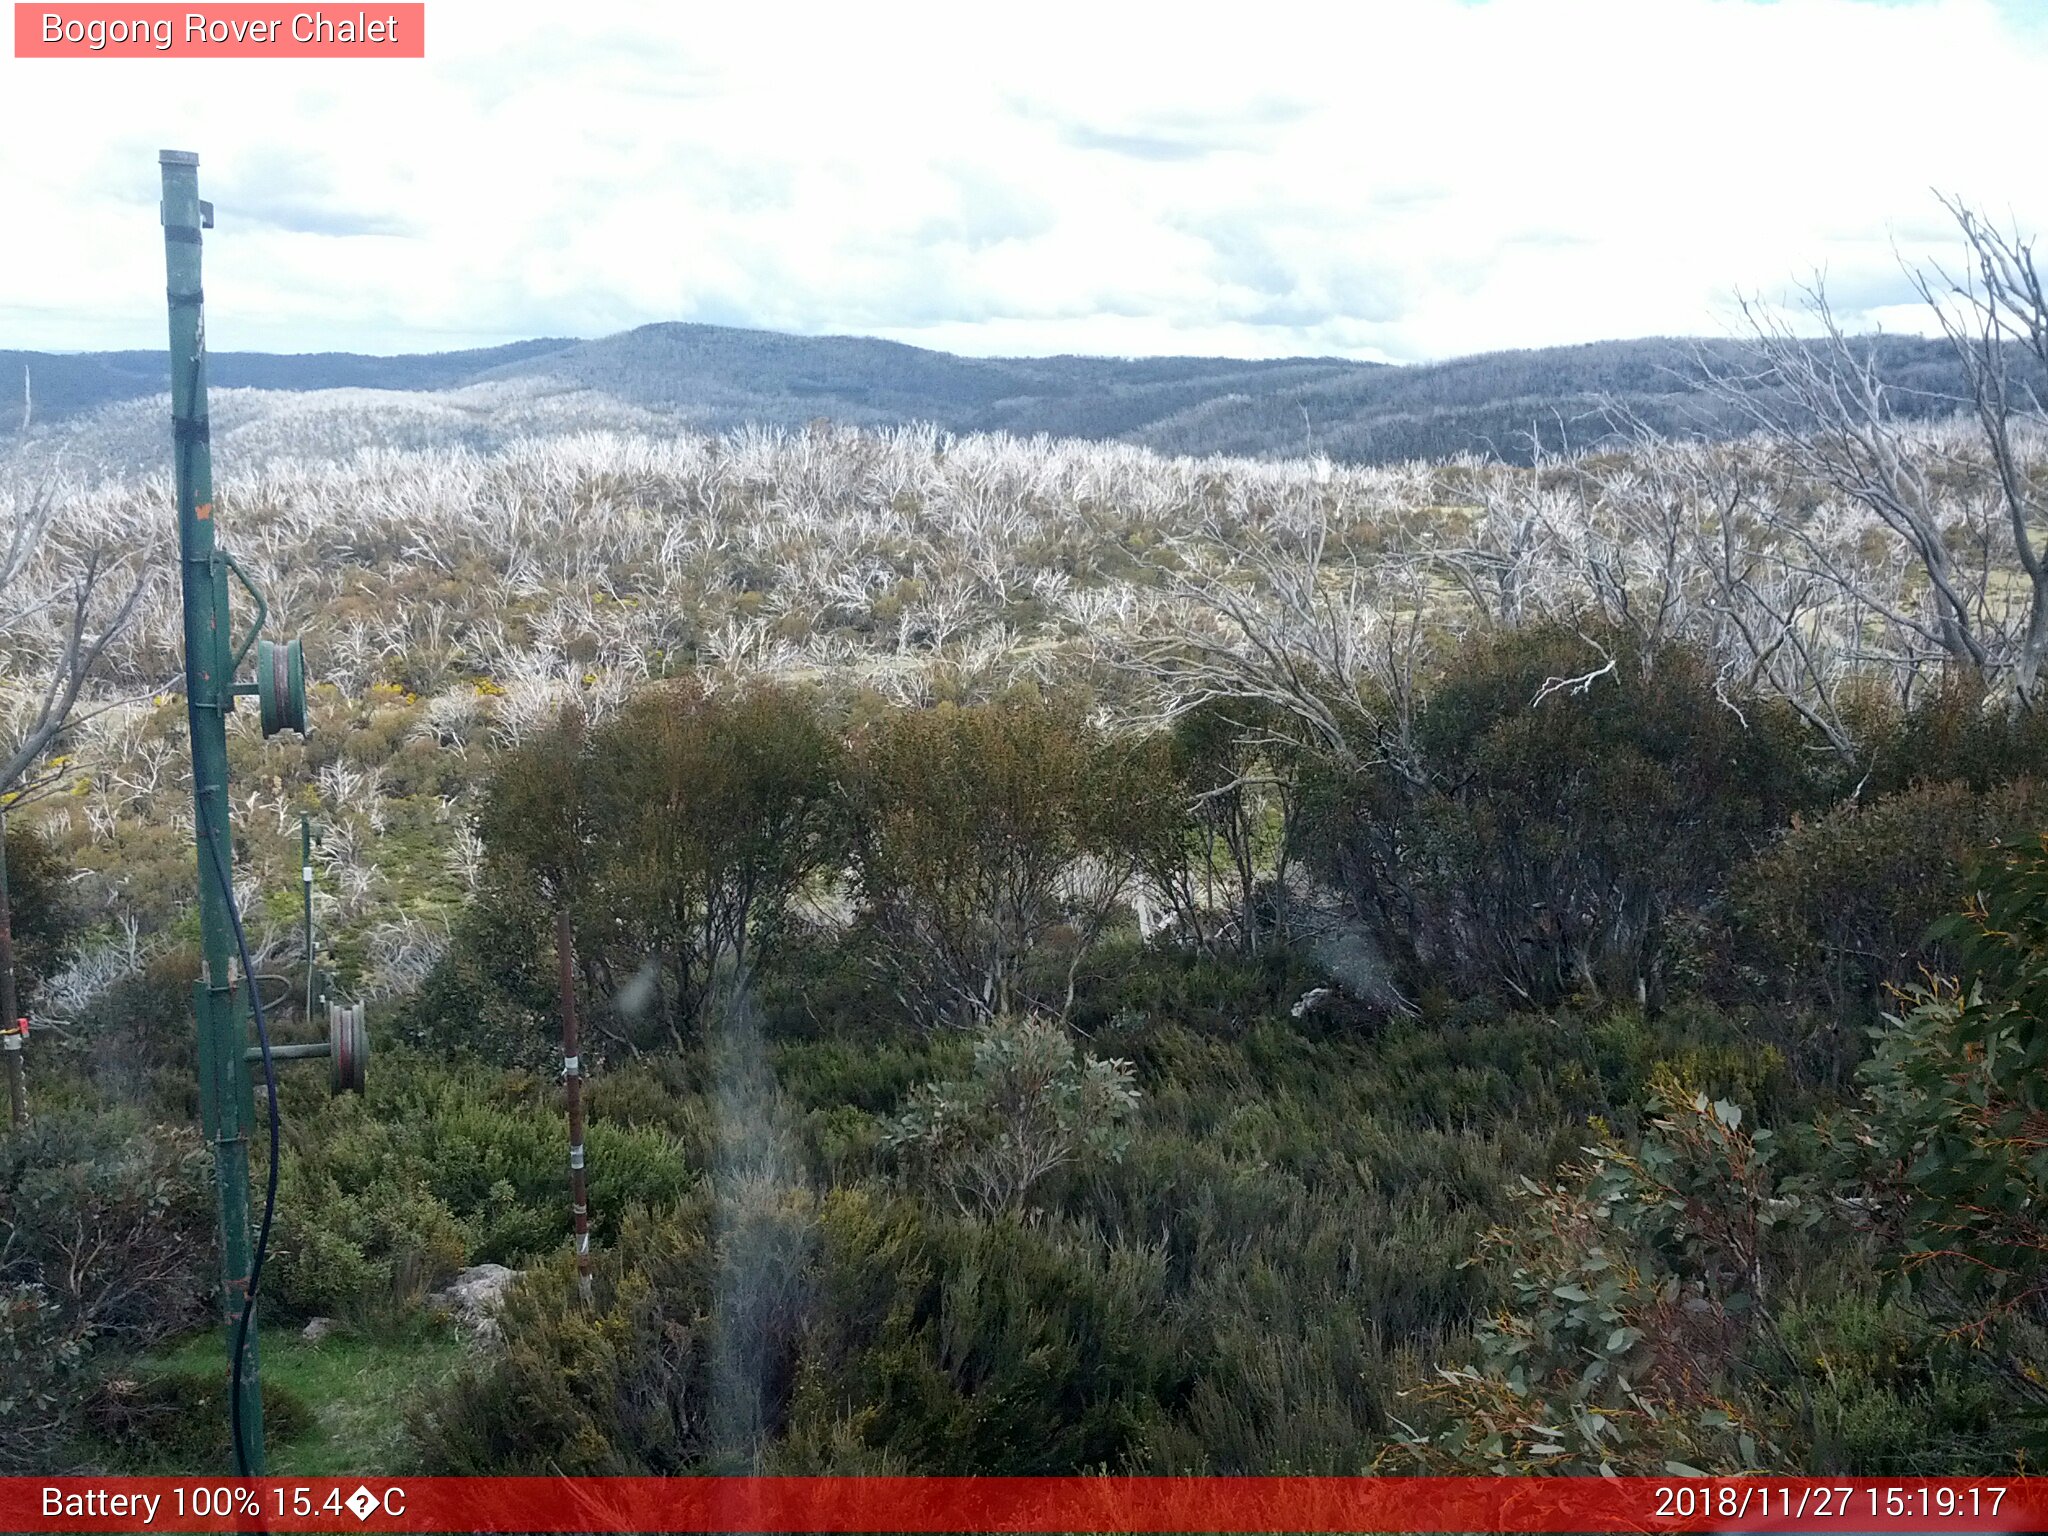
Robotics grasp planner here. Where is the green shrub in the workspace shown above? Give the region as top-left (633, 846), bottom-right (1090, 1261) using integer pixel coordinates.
top-left (1124, 701), bottom-right (1302, 958)
top-left (847, 696), bottom-right (1151, 1025)
top-left (1071, 940), bottom-right (1329, 1040)
top-left (2, 818), bottom-right (82, 1013)
top-left (85, 1369), bottom-right (313, 1465)
top-left (0, 1111), bottom-right (214, 1472)
top-left (1388, 1071), bottom-right (1813, 1475)
top-left (751, 927), bottom-right (905, 1048)
top-left (46, 950), bottom-right (202, 1121)
top-left (398, 872), bottom-right (557, 1067)
top-left (1729, 778), bottom-right (2048, 1013)
top-left (1829, 832), bottom-right (2048, 1452)
top-left (881, 1014), bottom-right (1138, 1217)
top-left (411, 686), bottom-right (848, 1062)
top-left (1855, 680), bottom-right (2048, 797)
top-left (398, 941), bottom-right (1884, 1476)
top-left (410, 1197), bottom-right (711, 1474)
top-left (1764, 1292), bottom-right (2007, 1474)
top-left (1302, 624), bottom-right (1822, 1006)
top-left (410, 1265), bottom-right (641, 1471)
top-left (771, 1035), bottom-right (948, 1118)
top-left (0, 1284), bottom-right (91, 1473)
top-left (414, 1186), bottom-right (1189, 1476)
top-left (0, 1109), bottom-right (212, 1342)
top-left (271, 1052), bottom-right (695, 1320)
top-left (269, 1167), bottom-right (469, 1321)
top-left (787, 1193), bottom-right (1185, 1474)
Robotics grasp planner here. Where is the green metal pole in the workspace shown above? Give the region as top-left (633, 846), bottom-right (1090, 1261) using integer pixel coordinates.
top-left (161, 148), bottom-right (264, 1472)
top-left (302, 814), bottom-right (314, 1022)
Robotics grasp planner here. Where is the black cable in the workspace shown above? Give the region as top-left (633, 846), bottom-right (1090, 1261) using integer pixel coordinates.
top-left (199, 803), bottom-right (280, 1478)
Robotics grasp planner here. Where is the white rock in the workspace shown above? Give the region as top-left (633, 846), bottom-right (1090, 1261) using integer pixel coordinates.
top-left (1290, 987), bottom-right (1334, 1019)
top-left (428, 1263), bottom-right (519, 1339)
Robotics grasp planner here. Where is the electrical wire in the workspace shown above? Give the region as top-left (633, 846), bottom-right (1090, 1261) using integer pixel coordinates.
top-left (199, 804), bottom-right (280, 1479)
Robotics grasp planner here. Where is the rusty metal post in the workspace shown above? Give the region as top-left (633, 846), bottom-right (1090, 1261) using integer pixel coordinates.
top-left (0, 1027), bottom-right (23, 1132)
top-left (557, 907), bottom-right (593, 1304)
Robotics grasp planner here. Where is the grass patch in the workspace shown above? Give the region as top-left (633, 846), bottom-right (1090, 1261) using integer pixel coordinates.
top-left (110, 1320), bottom-right (469, 1474)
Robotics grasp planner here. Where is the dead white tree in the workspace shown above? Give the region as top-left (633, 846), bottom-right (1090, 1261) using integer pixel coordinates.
top-left (1132, 495), bottom-right (1432, 780)
top-left (1571, 426), bottom-right (1877, 764)
top-left (0, 480), bottom-right (153, 802)
top-left (1708, 196), bottom-right (2048, 705)
top-left (1716, 288), bottom-right (1990, 676)
top-left (1912, 194), bottom-right (2048, 698)
top-left (1433, 468), bottom-right (1564, 630)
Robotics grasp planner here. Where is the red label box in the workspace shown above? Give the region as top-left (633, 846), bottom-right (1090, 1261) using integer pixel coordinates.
top-left (3, 1476), bottom-right (2046, 1533)
top-left (13, 3), bottom-right (425, 57)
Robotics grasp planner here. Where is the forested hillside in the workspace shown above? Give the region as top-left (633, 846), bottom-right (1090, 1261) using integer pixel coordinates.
top-left (4, 325), bottom-right (2011, 467)
top-left (0, 339), bottom-right (573, 427)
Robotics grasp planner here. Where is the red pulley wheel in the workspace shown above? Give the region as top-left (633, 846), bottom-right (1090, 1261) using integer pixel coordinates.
top-left (327, 1001), bottom-right (367, 1095)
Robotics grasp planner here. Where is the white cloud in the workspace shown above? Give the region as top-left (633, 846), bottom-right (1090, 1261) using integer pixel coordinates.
top-left (1, 0), bottom-right (2043, 361)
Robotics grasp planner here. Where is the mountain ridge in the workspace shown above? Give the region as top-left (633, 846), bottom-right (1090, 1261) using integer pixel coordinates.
top-left (0, 321), bottom-right (1994, 466)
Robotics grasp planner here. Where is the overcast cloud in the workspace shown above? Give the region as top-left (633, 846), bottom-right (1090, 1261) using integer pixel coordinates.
top-left (2, 0), bottom-right (2044, 362)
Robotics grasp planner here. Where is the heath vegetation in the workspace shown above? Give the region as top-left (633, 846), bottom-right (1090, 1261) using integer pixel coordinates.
top-left (4, 198), bottom-right (2048, 1474)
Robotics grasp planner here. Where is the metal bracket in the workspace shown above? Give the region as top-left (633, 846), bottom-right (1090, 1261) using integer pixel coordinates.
top-left (222, 550), bottom-right (268, 678)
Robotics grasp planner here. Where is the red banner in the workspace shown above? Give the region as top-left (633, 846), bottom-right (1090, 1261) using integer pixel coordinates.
top-left (2, 1476), bottom-right (2043, 1533)
top-left (13, 4), bottom-right (424, 58)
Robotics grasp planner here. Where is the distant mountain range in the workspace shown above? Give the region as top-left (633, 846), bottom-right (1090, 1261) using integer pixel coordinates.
top-left (0, 322), bottom-right (1996, 467)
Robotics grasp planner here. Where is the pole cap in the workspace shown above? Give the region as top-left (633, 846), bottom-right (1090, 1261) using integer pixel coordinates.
top-left (159, 149), bottom-right (200, 166)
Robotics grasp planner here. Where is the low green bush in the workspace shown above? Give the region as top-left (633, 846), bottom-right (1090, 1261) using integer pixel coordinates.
top-left (3, 819), bottom-right (82, 1014)
top-left (269, 1166), bottom-right (469, 1322)
top-left (411, 966), bottom-right (1831, 1476)
top-left (85, 1369), bottom-right (312, 1466)
top-left (414, 1187), bottom-right (1190, 1476)
top-left (1766, 1292), bottom-right (2008, 1474)
top-left (1728, 778), bottom-right (2048, 1014)
top-left (270, 1051), bottom-right (696, 1322)
top-left (881, 1014), bottom-right (1138, 1217)
top-left (0, 1283), bottom-right (92, 1473)
top-left (1301, 622), bottom-right (1825, 1008)
top-left (1387, 1071), bottom-right (1815, 1475)
top-left (0, 1110), bottom-right (212, 1342)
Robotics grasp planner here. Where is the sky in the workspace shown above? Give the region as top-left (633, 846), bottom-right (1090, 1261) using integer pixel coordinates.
top-left (2, 0), bottom-right (2045, 364)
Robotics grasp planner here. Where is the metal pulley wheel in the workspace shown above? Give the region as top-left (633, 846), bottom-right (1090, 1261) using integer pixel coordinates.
top-left (257, 637), bottom-right (308, 737)
top-left (327, 1001), bottom-right (367, 1095)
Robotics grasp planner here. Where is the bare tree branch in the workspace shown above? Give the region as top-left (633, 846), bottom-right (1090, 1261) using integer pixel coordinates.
top-left (0, 479), bottom-right (156, 801)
